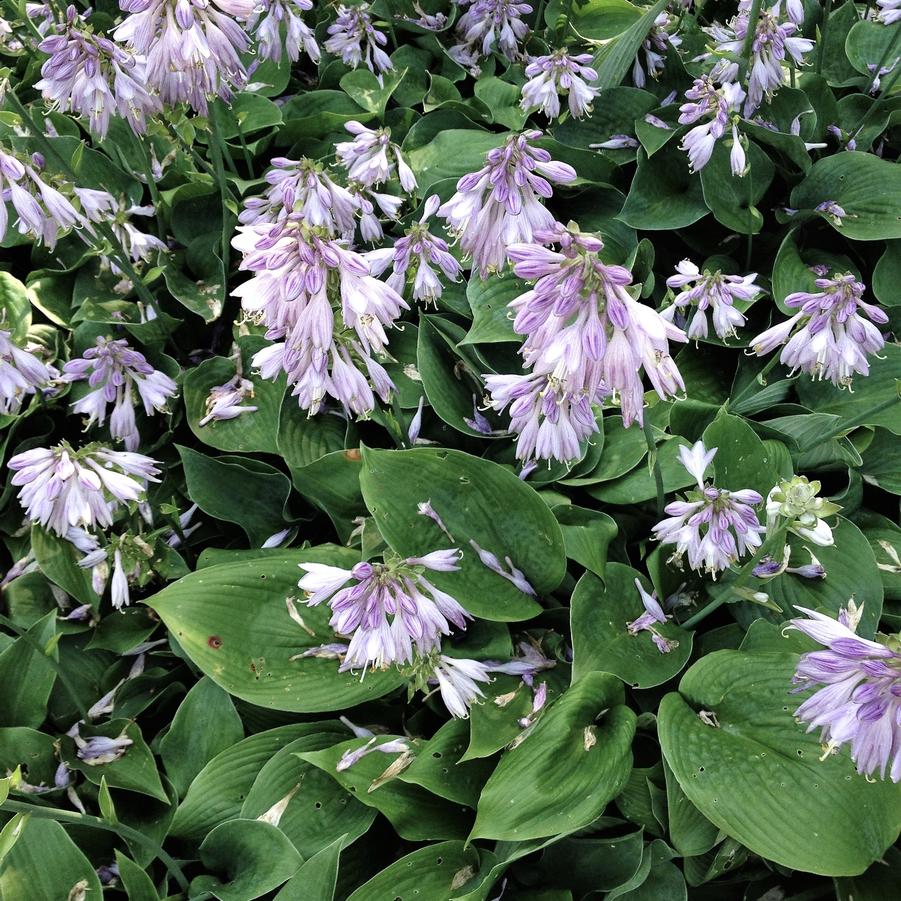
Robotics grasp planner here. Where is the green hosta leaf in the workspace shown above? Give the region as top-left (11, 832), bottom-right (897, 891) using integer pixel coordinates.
top-left (171, 724), bottom-right (341, 840)
top-left (856, 511), bottom-right (901, 601)
top-left (659, 650), bottom-right (901, 876)
top-left (790, 152), bottom-right (901, 240)
top-left (159, 677), bottom-right (244, 798)
top-left (0, 818), bottom-right (102, 899)
top-left (571, 566), bottom-right (692, 689)
top-left (845, 19), bottom-right (899, 77)
top-left (288, 449), bottom-right (367, 543)
top-left (538, 830), bottom-right (645, 895)
top-left (861, 428), bottom-right (901, 493)
top-left (404, 129), bottom-right (505, 195)
top-left (240, 732), bottom-right (375, 856)
top-left (0, 612), bottom-right (57, 728)
top-left (461, 274), bottom-right (523, 345)
top-left (553, 505), bottom-right (617, 577)
top-left (588, 437), bottom-right (694, 504)
top-left (0, 272), bottom-right (32, 341)
top-left (300, 738), bottom-right (472, 841)
top-left (183, 339), bottom-right (284, 454)
top-left (346, 841), bottom-right (483, 900)
top-left (546, 0), bottom-right (641, 40)
top-left (620, 145), bottom-right (708, 230)
top-left (199, 819), bottom-right (302, 901)
top-left (663, 758), bottom-right (719, 857)
top-left (360, 446), bottom-right (565, 620)
top-left (340, 67), bottom-right (405, 117)
top-left (873, 240), bottom-right (901, 307)
top-left (115, 851), bottom-right (162, 901)
top-left (31, 526), bottom-right (99, 607)
top-left (702, 410), bottom-right (783, 497)
top-left (177, 446), bottom-right (292, 545)
top-left (470, 673), bottom-right (636, 841)
top-left (145, 552), bottom-right (405, 713)
top-left (700, 141), bottom-right (775, 235)
top-left (592, 0), bottom-right (669, 88)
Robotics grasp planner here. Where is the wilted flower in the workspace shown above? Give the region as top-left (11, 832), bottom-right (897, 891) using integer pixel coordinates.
top-left (0, 329), bottom-right (53, 415)
top-left (336, 121), bottom-right (416, 191)
top-left (652, 441), bottom-right (765, 575)
top-left (790, 605), bottom-right (901, 782)
top-left (325, 3), bottom-right (392, 75)
top-left (247, 0), bottom-right (319, 63)
top-left (485, 223), bottom-right (686, 460)
top-left (632, 12), bottom-right (680, 88)
top-left (115, 0), bottom-right (254, 114)
top-left (815, 200), bottom-right (847, 225)
top-left (36, 5), bottom-right (162, 138)
top-left (9, 443), bottom-right (160, 535)
top-left (750, 272), bottom-right (888, 387)
top-left (468, 539), bottom-right (536, 595)
top-left (678, 77), bottom-right (745, 173)
top-left (336, 737), bottom-right (410, 771)
top-left (298, 551), bottom-right (471, 672)
top-left (199, 373), bottom-right (258, 425)
top-left (62, 336), bottom-right (177, 450)
top-left (766, 476), bottom-right (840, 546)
top-left (74, 729), bottom-right (134, 765)
top-left (521, 50), bottom-right (599, 119)
top-left (449, 0), bottom-right (531, 72)
top-left (365, 195), bottom-right (461, 303)
top-left (439, 131), bottom-right (575, 278)
top-left (664, 260), bottom-right (762, 340)
top-left (627, 578), bottom-right (678, 654)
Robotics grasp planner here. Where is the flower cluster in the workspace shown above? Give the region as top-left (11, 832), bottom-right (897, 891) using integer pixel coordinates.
top-left (335, 121), bottom-right (417, 191)
top-left (62, 336), bottom-right (177, 450)
top-left (247, 0), bottom-right (319, 64)
top-left (438, 131), bottom-right (576, 277)
top-left (751, 272), bottom-right (888, 387)
top-left (486, 224), bottom-right (686, 461)
top-left (0, 329), bottom-right (53, 415)
top-left (678, 76), bottom-right (745, 173)
top-left (632, 12), bottom-right (681, 88)
top-left (521, 50), bottom-right (599, 119)
top-left (652, 441), bottom-right (765, 575)
top-left (325, 3), bottom-right (392, 75)
top-left (449, 0), bottom-right (532, 72)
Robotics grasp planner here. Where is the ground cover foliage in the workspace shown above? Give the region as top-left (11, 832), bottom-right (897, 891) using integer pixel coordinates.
top-left (1, 0), bottom-right (901, 898)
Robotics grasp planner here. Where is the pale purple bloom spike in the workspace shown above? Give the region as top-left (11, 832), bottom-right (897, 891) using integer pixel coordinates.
top-left (325, 4), bottom-right (393, 75)
top-left (664, 260), bottom-right (762, 340)
top-left (9, 443), bottom-right (160, 536)
top-left (521, 50), bottom-right (599, 119)
top-left (336, 122), bottom-right (416, 191)
top-left (297, 554), bottom-right (471, 672)
top-left (115, 0), bottom-right (254, 115)
top-left (247, 0), bottom-right (319, 64)
top-left (449, 0), bottom-right (531, 72)
top-left (438, 131), bottom-right (576, 278)
top-left (0, 329), bottom-right (53, 415)
top-left (36, 5), bottom-right (162, 137)
top-left (877, 0), bottom-right (901, 24)
top-left (678, 77), bottom-right (745, 173)
top-left (63, 337), bottom-right (177, 450)
top-left (632, 12), bottom-right (681, 88)
top-left (430, 656), bottom-right (491, 718)
top-left (652, 441), bottom-right (765, 576)
top-left (789, 606), bottom-right (901, 782)
top-left (750, 272), bottom-right (888, 388)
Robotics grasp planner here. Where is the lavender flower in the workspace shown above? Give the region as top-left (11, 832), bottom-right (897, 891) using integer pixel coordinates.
top-left (591, 134), bottom-right (639, 150)
top-left (297, 551), bottom-right (471, 672)
top-left (75, 731), bottom-right (134, 765)
top-left (325, 4), bottom-right (392, 75)
top-left (115, 0), bottom-right (254, 115)
top-left (336, 737), bottom-right (410, 771)
top-left (199, 373), bottom-right (258, 425)
top-left (335, 121), bottom-right (417, 191)
top-left (0, 329), bottom-right (53, 415)
top-left (485, 224), bottom-right (686, 460)
top-left (678, 77), bottom-right (745, 173)
top-left (789, 606), bottom-right (901, 782)
top-left (365, 195), bottom-right (461, 303)
top-left (766, 475), bottom-right (840, 547)
top-left (750, 272), bottom-right (888, 388)
top-left (664, 259), bottom-right (762, 340)
top-left (429, 655), bottom-right (491, 718)
top-left (417, 499), bottom-right (455, 541)
top-left (877, 0), bottom-right (901, 25)
top-left (627, 578), bottom-right (678, 654)
top-left (438, 131), bottom-right (575, 278)
top-left (520, 50), bottom-right (599, 119)
top-left (9, 443), bottom-right (160, 535)
top-left (63, 337), bottom-right (177, 450)
top-left (468, 539), bottom-right (536, 595)
top-left (231, 218), bottom-right (406, 416)
top-left (652, 441), bottom-right (765, 575)
top-left (712, 3), bottom-right (814, 115)
top-left (36, 6), bottom-right (162, 138)
top-left (247, 0), bottom-right (319, 63)
top-left (632, 12), bottom-right (681, 88)
top-left (449, 0), bottom-right (531, 72)
top-left (815, 200), bottom-right (847, 226)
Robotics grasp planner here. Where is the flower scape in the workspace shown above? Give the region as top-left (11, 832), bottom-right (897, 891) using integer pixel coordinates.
top-left (1, 0), bottom-right (901, 896)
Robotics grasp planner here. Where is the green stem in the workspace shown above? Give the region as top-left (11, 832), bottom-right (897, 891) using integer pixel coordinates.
top-left (642, 419), bottom-right (665, 517)
top-left (0, 799), bottom-right (189, 892)
top-left (739, 0), bottom-right (764, 76)
top-left (4, 91), bottom-right (162, 316)
top-left (0, 613), bottom-right (88, 719)
top-left (744, 160), bottom-right (754, 270)
top-left (815, 0), bottom-right (833, 74)
top-left (207, 103), bottom-right (234, 275)
top-left (134, 138), bottom-right (165, 240)
top-left (227, 107), bottom-right (255, 177)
